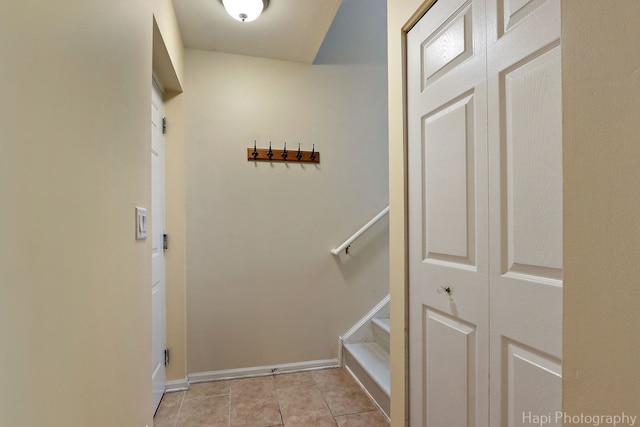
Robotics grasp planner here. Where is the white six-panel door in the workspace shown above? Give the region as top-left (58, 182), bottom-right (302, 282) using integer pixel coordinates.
top-left (151, 80), bottom-right (166, 415)
top-left (408, 1), bottom-right (489, 425)
top-left (408, 0), bottom-right (562, 426)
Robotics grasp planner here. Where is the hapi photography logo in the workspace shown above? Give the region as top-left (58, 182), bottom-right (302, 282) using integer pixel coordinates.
top-left (522, 411), bottom-right (637, 426)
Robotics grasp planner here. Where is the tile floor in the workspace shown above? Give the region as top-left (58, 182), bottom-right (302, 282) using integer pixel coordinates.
top-left (153, 368), bottom-right (389, 427)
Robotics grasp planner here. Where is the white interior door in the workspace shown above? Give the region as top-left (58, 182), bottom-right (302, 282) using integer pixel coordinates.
top-left (408, 0), bottom-right (562, 425)
top-left (486, 1), bottom-right (562, 425)
top-left (151, 79), bottom-right (166, 414)
top-left (408, 0), bottom-right (489, 425)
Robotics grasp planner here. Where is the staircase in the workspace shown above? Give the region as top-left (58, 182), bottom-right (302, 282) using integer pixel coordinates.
top-left (341, 296), bottom-right (390, 419)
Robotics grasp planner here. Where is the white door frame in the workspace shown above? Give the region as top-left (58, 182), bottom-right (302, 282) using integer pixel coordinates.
top-left (151, 75), bottom-right (167, 415)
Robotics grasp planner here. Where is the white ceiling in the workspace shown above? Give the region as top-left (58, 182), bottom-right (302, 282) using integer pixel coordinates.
top-left (173, 0), bottom-right (343, 64)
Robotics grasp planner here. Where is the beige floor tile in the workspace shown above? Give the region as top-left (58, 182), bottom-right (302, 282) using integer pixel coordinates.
top-left (273, 372), bottom-right (316, 390)
top-left (283, 411), bottom-right (338, 427)
top-left (311, 368), bottom-right (356, 390)
top-left (230, 395), bottom-right (282, 426)
top-left (159, 391), bottom-right (185, 409)
top-left (278, 383), bottom-right (336, 427)
top-left (312, 369), bottom-right (375, 416)
top-left (230, 377), bottom-right (281, 426)
top-left (175, 395), bottom-right (229, 427)
top-left (185, 381), bottom-right (230, 400)
top-left (321, 385), bottom-right (376, 417)
top-left (230, 376), bottom-right (276, 398)
top-left (153, 405), bottom-right (177, 427)
top-left (335, 410), bottom-right (389, 427)
top-left (277, 385), bottom-right (328, 414)
top-left (154, 392), bottom-right (183, 427)
top-left (153, 417), bottom-right (176, 427)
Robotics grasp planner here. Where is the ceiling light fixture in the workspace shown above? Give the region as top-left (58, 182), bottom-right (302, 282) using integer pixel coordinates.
top-left (221, 0), bottom-right (269, 23)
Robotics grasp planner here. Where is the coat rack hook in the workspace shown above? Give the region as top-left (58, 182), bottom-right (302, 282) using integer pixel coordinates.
top-left (310, 144), bottom-right (316, 161)
top-left (296, 143), bottom-right (303, 160)
top-left (281, 142), bottom-right (288, 160)
top-left (267, 141), bottom-right (273, 159)
top-left (252, 140), bottom-right (259, 159)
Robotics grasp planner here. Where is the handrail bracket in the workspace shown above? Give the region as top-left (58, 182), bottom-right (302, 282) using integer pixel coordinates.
top-left (331, 206), bottom-right (389, 256)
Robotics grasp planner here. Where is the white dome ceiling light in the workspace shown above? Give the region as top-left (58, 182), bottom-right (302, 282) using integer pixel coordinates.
top-left (221, 0), bottom-right (269, 23)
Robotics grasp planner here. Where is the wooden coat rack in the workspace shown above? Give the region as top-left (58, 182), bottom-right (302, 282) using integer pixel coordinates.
top-left (247, 142), bottom-right (320, 164)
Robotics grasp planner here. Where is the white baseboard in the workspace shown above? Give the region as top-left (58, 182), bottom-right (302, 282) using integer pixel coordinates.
top-left (165, 378), bottom-right (189, 392)
top-left (187, 359), bottom-right (339, 384)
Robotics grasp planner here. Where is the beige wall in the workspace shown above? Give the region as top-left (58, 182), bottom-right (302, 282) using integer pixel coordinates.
top-left (0, 1), bottom-right (153, 426)
top-left (562, 0), bottom-right (640, 420)
top-left (388, 1), bottom-right (640, 426)
top-left (153, 0), bottom-right (185, 89)
top-left (183, 3), bottom-right (389, 372)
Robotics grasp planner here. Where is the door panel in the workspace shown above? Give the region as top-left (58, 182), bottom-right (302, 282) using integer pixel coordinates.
top-left (487, 0), bottom-right (562, 425)
top-left (504, 340), bottom-right (561, 427)
top-left (423, 93), bottom-right (476, 266)
top-left (502, 46), bottom-right (562, 279)
top-left (408, 0), bottom-right (489, 426)
top-left (424, 309), bottom-right (478, 427)
top-left (499, 0), bottom-right (551, 36)
top-left (421, 6), bottom-right (474, 88)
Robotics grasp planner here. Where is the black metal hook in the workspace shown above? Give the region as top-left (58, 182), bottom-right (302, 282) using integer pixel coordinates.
top-left (438, 286), bottom-right (452, 297)
top-left (281, 142), bottom-right (288, 160)
top-left (310, 144), bottom-right (316, 161)
top-left (252, 141), bottom-right (258, 159)
top-left (296, 143), bottom-right (302, 160)
top-left (267, 141), bottom-right (273, 159)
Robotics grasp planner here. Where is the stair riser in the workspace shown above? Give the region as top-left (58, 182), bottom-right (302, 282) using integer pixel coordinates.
top-left (372, 321), bottom-right (390, 353)
top-left (344, 347), bottom-right (390, 419)
top-left (341, 297), bottom-right (389, 347)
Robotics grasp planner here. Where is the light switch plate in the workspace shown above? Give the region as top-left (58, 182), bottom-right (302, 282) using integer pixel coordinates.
top-left (136, 207), bottom-right (148, 240)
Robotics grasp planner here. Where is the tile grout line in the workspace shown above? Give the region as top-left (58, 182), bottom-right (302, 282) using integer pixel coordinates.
top-left (312, 369), bottom-right (389, 424)
top-left (335, 408), bottom-right (381, 418)
top-left (273, 374), bottom-right (287, 427)
top-left (227, 386), bottom-right (231, 427)
top-left (183, 393), bottom-right (230, 402)
top-left (174, 391), bottom-right (186, 426)
top-left (310, 370), bottom-right (340, 425)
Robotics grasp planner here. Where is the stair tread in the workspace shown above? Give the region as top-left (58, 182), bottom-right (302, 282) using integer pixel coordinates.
top-left (371, 317), bottom-right (390, 334)
top-left (344, 342), bottom-right (390, 396)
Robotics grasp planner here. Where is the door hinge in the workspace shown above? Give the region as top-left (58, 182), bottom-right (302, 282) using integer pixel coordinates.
top-left (163, 233), bottom-right (168, 251)
top-left (162, 117), bottom-right (167, 134)
top-left (164, 348), bottom-right (170, 366)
